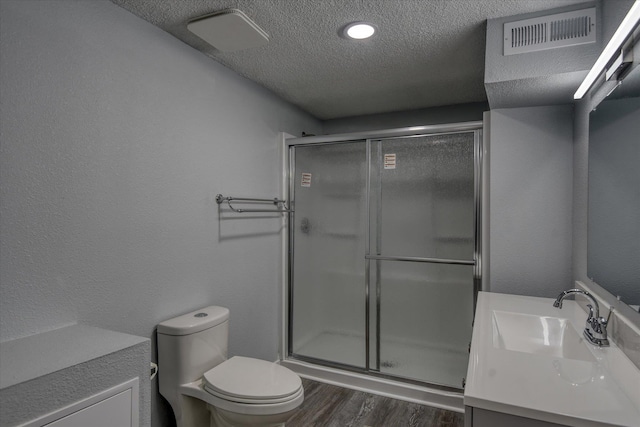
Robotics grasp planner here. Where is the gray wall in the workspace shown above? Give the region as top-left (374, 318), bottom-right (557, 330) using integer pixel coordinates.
top-left (323, 102), bottom-right (487, 134)
top-left (0, 1), bottom-right (321, 425)
top-left (486, 106), bottom-right (574, 296)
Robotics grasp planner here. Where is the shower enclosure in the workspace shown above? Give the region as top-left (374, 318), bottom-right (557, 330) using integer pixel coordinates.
top-left (286, 123), bottom-right (482, 390)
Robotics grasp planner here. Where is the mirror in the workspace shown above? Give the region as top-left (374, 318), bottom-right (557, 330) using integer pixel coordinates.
top-left (588, 61), bottom-right (640, 306)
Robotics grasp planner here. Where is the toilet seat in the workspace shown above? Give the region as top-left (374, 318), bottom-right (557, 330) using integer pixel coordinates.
top-left (206, 387), bottom-right (303, 404)
top-left (203, 387), bottom-right (304, 416)
top-left (179, 380), bottom-right (304, 417)
top-left (203, 356), bottom-right (302, 404)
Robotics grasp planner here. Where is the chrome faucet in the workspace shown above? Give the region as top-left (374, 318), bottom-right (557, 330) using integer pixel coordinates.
top-left (553, 289), bottom-right (610, 347)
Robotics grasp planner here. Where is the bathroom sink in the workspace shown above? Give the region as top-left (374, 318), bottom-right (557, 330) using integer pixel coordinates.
top-left (492, 310), bottom-right (595, 362)
top-left (467, 292), bottom-right (640, 427)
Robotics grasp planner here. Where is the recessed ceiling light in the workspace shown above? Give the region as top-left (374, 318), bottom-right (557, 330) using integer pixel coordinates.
top-left (342, 22), bottom-right (376, 40)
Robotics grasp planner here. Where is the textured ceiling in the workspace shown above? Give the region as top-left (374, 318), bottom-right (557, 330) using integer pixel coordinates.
top-left (111, 0), bottom-right (589, 120)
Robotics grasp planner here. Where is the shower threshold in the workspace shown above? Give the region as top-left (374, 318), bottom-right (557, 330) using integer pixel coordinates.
top-left (281, 357), bottom-right (464, 413)
top-left (294, 331), bottom-right (468, 387)
top-left (282, 332), bottom-right (466, 413)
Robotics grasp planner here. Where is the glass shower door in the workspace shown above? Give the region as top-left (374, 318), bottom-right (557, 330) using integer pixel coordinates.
top-left (368, 133), bottom-right (476, 388)
top-left (288, 129), bottom-right (480, 388)
top-left (289, 141), bottom-right (368, 368)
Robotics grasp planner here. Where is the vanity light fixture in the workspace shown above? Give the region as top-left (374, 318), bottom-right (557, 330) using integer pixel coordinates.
top-left (342, 22), bottom-right (377, 40)
top-left (574, 1), bottom-right (640, 99)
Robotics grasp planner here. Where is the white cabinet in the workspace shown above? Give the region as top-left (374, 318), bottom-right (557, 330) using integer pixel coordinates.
top-left (466, 407), bottom-right (568, 427)
top-left (1, 325), bottom-right (149, 427)
top-left (23, 378), bottom-right (139, 427)
top-left (46, 389), bottom-right (132, 427)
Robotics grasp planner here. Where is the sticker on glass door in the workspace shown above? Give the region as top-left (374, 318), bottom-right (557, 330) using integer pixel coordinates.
top-left (301, 173), bottom-right (312, 187)
top-left (384, 153), bottom-right (396, 169)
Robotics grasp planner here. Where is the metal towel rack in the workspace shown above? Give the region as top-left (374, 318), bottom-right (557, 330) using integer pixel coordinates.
top-left (215, 194), bottom-right (293, 213)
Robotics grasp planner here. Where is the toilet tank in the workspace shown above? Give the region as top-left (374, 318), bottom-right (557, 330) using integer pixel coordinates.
top-left (157, 306), bottom-right (229, 393)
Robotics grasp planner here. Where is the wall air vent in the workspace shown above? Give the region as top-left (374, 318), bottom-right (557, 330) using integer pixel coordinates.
top-left (504, 8), bottom-right (596, 56)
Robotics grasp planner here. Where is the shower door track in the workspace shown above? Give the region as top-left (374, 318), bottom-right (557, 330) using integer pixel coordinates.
top-left (284, 121), bottom-right (483, 393)
top-left (365, 255), bottom-right (475, 265)
top-left (286, 353), bottom-right (462, 393)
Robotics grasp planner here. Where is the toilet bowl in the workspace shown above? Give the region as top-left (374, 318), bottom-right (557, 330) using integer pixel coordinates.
top-left (157, 306), bottom-right (304, 427)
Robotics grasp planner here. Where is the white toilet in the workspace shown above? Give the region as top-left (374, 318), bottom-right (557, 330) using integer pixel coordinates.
top-left (157, 306), bottom-right (304, 427)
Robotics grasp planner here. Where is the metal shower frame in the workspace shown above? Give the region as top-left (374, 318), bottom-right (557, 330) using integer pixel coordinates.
top-left (283, 121), bottom-right (483, 392)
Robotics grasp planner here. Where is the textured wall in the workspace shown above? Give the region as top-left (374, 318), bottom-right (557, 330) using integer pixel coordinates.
top-left (0, 1), bottom-right (320, 425)
top-left (487, 106), bottom-right (574, 297)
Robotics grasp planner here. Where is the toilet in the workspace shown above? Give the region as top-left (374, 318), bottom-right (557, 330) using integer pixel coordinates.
top-left (157, 306), bottom-right (304, 427)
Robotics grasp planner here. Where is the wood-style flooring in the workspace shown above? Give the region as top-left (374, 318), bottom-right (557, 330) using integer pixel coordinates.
top-left (286, 379), bottom-right (465, 427)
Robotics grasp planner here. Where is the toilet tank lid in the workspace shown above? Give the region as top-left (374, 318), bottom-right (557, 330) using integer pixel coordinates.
top-left (157, 306), bottom-right (229, 336)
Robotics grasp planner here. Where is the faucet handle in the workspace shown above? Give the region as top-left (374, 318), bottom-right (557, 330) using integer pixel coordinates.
top-left (605, 306), bottom-right (614, 325)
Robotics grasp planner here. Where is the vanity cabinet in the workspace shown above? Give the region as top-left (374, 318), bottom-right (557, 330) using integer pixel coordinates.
top-left (26, 378), bottom-right (139, 427)
top-left (46, 390), bottom-right (133, 427)
top-left (465, 406), bottom-right (567, 427)
top-left (0, 324), bottom-right (150, 427)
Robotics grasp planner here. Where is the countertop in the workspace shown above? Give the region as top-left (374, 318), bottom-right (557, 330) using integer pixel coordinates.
top-left (465, 292), bottom-right (640, 427)
top-left (0, 324), bottom-right (148, 390)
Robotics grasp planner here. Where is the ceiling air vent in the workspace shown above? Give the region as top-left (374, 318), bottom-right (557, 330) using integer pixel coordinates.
top-left (504, 8), bottom-right (596, 56)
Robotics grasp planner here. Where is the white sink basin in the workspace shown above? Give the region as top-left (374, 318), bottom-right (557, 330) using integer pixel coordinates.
top-left (466, 292), bottom-right (640, 427)
top-left (492, 310), bottom-right (595, 362)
